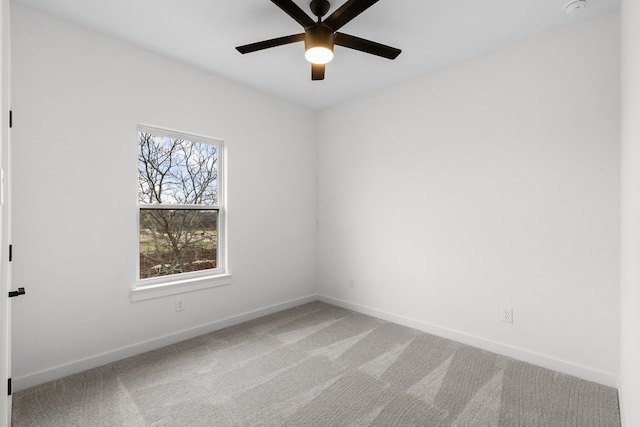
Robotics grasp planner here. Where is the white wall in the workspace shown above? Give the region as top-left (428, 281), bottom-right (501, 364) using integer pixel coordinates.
top-left (10, 4), bottom-right (317, 388)
top-left (620, 0), bottom-right (640, 424)
top-left (317, 12), bottom-right (620, 385)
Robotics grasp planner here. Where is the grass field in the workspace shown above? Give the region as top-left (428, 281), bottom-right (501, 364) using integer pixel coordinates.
top-left (139, 229), bottom-right (218, 278)
top-left (139, 229), bottom-right (217, 253)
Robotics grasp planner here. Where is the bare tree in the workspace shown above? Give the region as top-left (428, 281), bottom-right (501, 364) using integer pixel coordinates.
top-left (138, 132), bottom-right (218, 278)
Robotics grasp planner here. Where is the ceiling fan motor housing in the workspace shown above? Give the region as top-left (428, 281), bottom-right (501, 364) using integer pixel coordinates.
top-left (305, 26), bottom-right (335, 52)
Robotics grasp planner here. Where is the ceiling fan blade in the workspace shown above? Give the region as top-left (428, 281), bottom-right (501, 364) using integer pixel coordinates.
top-left (335, 32), bottom-right (401, 59)
top-left (236, 33), bottom-right (305, 54)
top-left (312, 63), bottom-right (325, 80)
top-left (323, 0), bottom-right (379, 31)
top-left (271, 0), bottom-right (316, 28)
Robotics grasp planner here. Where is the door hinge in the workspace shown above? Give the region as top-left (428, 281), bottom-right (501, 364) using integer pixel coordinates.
top-left (9, 110), bottom-right (12, 128)
top-left (7, 378), bottom-right (11, 396)
top-left (9, 244), bottom-right (11, 262)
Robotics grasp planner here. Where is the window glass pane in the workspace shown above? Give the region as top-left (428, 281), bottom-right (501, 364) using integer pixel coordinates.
top-left (139, 209), bottom-right (218, 279)
top-left (138, 132), bottom-right (218, 205)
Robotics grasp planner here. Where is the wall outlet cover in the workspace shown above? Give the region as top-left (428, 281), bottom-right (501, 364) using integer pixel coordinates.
top-left (501, 307), bottom-right (513, 323)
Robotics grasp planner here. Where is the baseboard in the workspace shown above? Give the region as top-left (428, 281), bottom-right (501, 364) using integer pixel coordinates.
top-left (618, 377), bottom-right (627, 427)
top-left (318, 295), bottom-right (620, 388)
top-left (13, 294), bottom-right (318, 393)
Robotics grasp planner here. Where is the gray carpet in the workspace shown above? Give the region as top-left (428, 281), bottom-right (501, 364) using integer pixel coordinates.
top-left (11, 302), bottom-right (620, 426)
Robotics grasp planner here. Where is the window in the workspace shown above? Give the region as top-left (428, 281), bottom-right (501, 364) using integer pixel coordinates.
top-left (135, 125), bottom-right (227, 293)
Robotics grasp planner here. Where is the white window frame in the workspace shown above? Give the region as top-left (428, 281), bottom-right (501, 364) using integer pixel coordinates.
top-left (131, 125), bottom-right (231, 302)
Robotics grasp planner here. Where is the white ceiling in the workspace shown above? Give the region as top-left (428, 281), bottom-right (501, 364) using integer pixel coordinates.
top-left (12, 0), bottom-right (620, 111)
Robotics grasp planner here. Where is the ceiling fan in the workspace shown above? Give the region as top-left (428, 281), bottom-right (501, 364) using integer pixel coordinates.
top-left (236, 0), bottom-right (401, 81)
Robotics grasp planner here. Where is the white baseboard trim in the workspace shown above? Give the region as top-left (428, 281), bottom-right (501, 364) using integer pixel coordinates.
top-left (318, 295), bottom-right (620, 388)
top-left (13, 294), bottom-right (318, 393)
top-left (618, 377), bottom-right (627, 427)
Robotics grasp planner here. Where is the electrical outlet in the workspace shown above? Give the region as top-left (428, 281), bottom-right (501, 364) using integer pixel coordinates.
top-left (501, 307), bottom-right (513, 323)
top-left (175, 296), bottom-right (185, 312)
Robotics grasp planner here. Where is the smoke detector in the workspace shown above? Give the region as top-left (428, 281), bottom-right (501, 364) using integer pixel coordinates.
top-left (564, 0), bottom-right (588, 14)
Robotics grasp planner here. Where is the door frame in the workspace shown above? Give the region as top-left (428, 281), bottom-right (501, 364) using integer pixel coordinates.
top-left (1, 0), bottom-right (11, 425)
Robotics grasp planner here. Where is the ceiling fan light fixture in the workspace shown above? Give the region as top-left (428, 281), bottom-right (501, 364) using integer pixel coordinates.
top-left (305, 46), bottom-right (334, 64)
top-left (305, 26), bottom-right (334, 64)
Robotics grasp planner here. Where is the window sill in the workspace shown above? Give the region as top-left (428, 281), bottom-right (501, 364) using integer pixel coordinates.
top-left (130, 273), bottom-right (232, 302)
